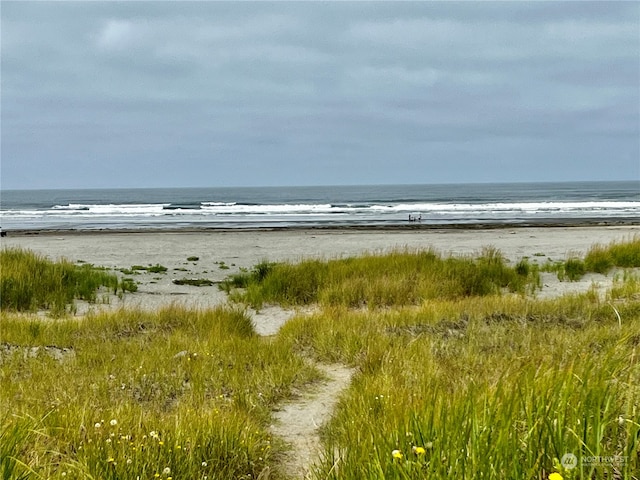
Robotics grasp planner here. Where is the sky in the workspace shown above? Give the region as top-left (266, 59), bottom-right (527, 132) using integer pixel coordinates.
top-left (1, 1), bottom-right (639, 190)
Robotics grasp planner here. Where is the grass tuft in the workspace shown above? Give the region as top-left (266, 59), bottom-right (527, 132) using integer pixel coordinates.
top-left (0, 248), bottom-right (134, 315)
top-left (222, 247), bottom-right (536, 308)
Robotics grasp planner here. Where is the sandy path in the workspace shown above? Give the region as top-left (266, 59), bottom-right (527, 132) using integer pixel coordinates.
top-left (270, 363), bottom-right (354, 479)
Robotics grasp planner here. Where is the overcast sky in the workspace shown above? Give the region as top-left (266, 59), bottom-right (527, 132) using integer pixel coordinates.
top-left (2, 1), bottom-right (639, 190)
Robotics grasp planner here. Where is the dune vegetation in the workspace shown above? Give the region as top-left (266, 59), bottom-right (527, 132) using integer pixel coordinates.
top-left (1, 237), bottom-right (639, 479)
top-left (0, 248), bottom-right (136, 316)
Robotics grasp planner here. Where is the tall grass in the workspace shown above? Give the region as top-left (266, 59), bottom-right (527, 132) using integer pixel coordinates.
top-left (222, 247), bottom-right (537, 308)
top-left (2, 240), bottom-right (639, 479)
top-left (0, 248), bottom-right (134, 315)
top-left (0, 305), bottom-right (321, 479)
top-left (277, 294), bottom-right (640, 479)
top-left (543, 236), bottom-right (640, 281)
top-left (585, 235), bottom-right (640, 273)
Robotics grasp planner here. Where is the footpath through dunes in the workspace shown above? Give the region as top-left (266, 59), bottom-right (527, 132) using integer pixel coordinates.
top-left (269, 363), bottom-right (355, 479)
top-left (247, 306), bottom-right (355, 479)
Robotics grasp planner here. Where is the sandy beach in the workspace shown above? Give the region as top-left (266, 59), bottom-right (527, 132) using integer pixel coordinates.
top-left (2, 225), bottom-right (638, 332)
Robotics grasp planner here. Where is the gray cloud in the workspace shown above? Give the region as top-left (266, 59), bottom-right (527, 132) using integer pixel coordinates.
top-left (1, 1), bottom-right (638, 189)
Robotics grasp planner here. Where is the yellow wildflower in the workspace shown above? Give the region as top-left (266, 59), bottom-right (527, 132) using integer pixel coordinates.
top-left (549, 473), bottom-right (564, 480)
top-left (392, 449), bottom-right (403, 460)
top-left (412, 445), bottom-right (426, 455)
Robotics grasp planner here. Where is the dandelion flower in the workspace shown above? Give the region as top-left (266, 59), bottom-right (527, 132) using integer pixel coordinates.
top-left (150, 431), bottom-right (159, 439)
top-left (110, 419), bottom-right (118, 426)
top-left (94, 422), bottom-right (102, 428)
top-left (392, 449), bottom-right (403, 460)
top-left (202, 461), bottom-right (208, 467)
top-left (549, 473), bottom-right (563, 480)
top-left (162, 467), bottom-right (171, 475)
top-left (412, 446), bottom-right (426, 455)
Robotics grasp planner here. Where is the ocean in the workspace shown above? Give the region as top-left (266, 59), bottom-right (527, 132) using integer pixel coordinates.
top-left (1, 181), bottom-right (638, 232)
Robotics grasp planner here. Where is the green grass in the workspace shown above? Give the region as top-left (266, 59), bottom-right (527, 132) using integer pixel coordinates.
top-left (221, 248), bottom-right (538, 309)
top-left (542, 236), bottom-right (640, 281)
top-left (130, 264), bottom-right (168, 274)
top-left (2, 241), bottom-right (639, 479)
top-left (585, 235), bottom-right (640, 273)
top-left (0, 248), bottom-right (135, 315)
top-left (277, 295), bottom-right (640, 479)
top-left (0, 305), bottom-right (321, 479)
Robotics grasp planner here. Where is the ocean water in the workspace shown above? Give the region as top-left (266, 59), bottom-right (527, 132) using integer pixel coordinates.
top-left (1, 181), bottom-right (638, 231)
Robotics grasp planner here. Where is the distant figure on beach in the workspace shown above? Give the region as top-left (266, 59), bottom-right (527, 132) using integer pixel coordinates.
top-left (408, 215), bottom-right (422, 222)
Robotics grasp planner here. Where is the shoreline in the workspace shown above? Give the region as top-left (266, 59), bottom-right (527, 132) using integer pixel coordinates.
top-left (4, 217), bottom-right (639, 237)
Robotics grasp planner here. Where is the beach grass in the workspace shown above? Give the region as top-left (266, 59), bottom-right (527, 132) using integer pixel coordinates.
top-left (0, 305), bottom-right (321, 479)
top-left (541, 235), bottom-right (640, 281)
top-left (221, 247), bottom-right (538, 309)
top-left (0, 248), bottom-right (135, 315)
top-left (585, 235), bottom-right (640, 273)
top-left (277, 294), bottom-right (640, 479)
top-left (1, 239), bottom-right (639, 479)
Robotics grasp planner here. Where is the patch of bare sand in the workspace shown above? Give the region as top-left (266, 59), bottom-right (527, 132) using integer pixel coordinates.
top-left (250, 306), bottom-right (316, 336)
top-left (270, 363), bottom-right (355, 479)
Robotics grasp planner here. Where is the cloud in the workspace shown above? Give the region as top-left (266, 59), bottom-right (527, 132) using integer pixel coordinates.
top-left (95, 19), bottom-right (141, 50)
top-left (1, 1), bottom-right (638, 189)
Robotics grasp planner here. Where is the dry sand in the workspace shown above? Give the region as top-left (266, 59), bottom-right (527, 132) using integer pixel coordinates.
top-left (2, 226), bottom-right (638, 320)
